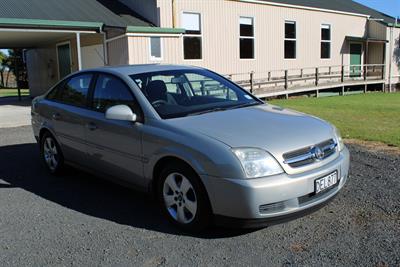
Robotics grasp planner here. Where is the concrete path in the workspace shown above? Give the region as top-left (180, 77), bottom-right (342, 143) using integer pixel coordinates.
top-left (0, 97), bottom-right (31, 128)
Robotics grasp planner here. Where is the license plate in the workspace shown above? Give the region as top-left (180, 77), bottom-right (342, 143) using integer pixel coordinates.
top-left (315, 171), bottom-right (338, 194)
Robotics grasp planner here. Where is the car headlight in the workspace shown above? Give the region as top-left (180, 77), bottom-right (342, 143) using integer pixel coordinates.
top-left (334, 127), bottom-right (345, 151)
top-left (232, 148), bottom-right (284, 179)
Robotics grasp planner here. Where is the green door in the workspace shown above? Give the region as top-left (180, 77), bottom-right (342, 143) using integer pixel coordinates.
top-left (350, 43), bottom-right (362, 77)
top-left (57, 43), bottom-right (72, 79)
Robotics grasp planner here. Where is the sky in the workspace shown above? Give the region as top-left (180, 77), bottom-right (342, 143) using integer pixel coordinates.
top-left (354, 0), bottom-right (400, 19)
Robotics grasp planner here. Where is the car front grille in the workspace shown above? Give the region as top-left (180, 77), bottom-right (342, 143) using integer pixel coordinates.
top-left (283, 139), bottom-right (337, 168)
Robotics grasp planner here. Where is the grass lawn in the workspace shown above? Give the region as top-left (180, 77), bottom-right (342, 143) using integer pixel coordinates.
top-left (269, 93), bottom-right (400, 147)
top-left (0, 89), bottom-right (30, 97)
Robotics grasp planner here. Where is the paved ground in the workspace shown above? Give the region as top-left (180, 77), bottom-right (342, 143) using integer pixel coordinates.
top-left (0, 126), bottom-right (399, 267)
top-left (0, 98), bottom-right (31, 128)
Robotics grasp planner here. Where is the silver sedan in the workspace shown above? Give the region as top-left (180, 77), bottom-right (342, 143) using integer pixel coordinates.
top-left (31, 65), bottom-right (350, 232)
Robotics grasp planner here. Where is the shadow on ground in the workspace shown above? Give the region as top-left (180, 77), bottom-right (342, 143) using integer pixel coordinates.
top-left (0, 96), bottom-right (31, 106)
top-left (0, 143), bottom-right (257, 238)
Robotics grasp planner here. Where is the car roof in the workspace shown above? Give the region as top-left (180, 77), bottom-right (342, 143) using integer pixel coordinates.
top-left (84, 64), bottom-right (205, 76)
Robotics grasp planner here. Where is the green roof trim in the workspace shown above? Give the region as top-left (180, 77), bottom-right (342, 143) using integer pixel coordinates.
top-left (126, 26), bottom-right (185, 34)
top-left (388, 23), bottom-right (400, 28)
top-left (0, 18), bottom-right (103, 30)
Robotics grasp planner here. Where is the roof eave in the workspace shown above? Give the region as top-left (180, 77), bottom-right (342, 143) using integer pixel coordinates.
top-left (126, 26), bottom-right (185, 34)
top-left (228, 0), bottom-right (371, 18)
top-left (387, 23), bottom-right (400, 28)
top-left (0, 18), bottom-right (103, 32)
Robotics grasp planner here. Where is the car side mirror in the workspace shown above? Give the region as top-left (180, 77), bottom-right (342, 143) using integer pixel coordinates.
top-left (105, 105), bottom-right (137, 122)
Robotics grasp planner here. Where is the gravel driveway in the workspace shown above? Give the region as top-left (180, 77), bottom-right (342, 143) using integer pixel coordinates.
top-left (0, 126), bottom-right (399, 266)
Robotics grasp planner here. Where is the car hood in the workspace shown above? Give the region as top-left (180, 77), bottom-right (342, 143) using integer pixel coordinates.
top-left (166, 104), bottom-right (336, 173)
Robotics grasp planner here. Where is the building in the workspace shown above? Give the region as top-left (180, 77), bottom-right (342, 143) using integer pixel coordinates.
top-left (0, 0), bottom-right (398, 97)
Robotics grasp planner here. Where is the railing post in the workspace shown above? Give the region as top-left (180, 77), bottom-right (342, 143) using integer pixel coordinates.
top-left (341, 65), bottom-right (345, 82)
top-left (381, 65), bottom-right (385, 80)
top-left (315, 67), bottom-right (319, 86)
top-left (285, 70), bottom-right (289, 90)
top-left (364, 65), bottom-right (367, 81)
top-left (250, 71), bottom-right (254, 93)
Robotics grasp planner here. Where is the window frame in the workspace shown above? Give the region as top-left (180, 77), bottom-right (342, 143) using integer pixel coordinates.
top-left (284, 20), bottom-right (297, 60)
top-left (239, 16), bottom-right (256, 60)
top-left (45, 72), bottom-right (95, 109)
top-left (87, 72), bottom-right (144, 122)
top-left (321, 24), bottom-right (332, 59)
top-left (181, 11), bottom-right (203, 61)
top-left (149, 36), bottom-right (163, 61)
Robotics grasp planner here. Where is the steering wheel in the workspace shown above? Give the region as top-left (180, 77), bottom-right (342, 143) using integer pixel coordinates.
top-left (152, 99), bottom-right (168, 107)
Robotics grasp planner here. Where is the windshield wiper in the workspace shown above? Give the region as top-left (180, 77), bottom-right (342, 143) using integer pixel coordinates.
top-left (187, 107), bottom-right (229, 116)
top-left (228, 102), bottom-right (262, 110)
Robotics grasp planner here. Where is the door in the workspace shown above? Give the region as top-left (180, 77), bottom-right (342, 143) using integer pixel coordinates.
top-left (57, 43), bottom-right (72, 79)
top-left (47, 73), bottom-right (93, 164)
top-left (84, 74), bottom-right (145, 187)
top-left (350, 43), bottom-right (362, 77)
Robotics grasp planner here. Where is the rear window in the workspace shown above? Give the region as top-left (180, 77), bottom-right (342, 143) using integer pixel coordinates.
top-left (46, 74), bottom-right (93, 108)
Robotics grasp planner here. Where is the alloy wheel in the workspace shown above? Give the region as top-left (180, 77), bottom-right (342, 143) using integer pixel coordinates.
top-left (43, 137), bottom-right (59, 171)
top-left (163, 172), bottom-right (198, 224)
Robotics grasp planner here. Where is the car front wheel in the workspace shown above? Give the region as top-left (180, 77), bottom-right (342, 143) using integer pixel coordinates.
top-left (157, 163), bottom-right (211, 232)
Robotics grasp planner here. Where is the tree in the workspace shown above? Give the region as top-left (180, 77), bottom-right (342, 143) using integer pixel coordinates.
top-left (5, 49), bottom-right (28, 89)
top-left (394, 36), bottom-right (400, 72)
top-left (0, 51), bottom-right (9, 88)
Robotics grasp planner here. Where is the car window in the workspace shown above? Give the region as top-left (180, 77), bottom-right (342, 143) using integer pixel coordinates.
top-left (59, 74), bottom-right (92, 107)
top-left (151, 75), bottom-right (181, 94)
top-left (185, 73), bottom-right (238, 100)
top-left (46, 81), bottom-right (65, 101)
top-left (130, 69), bottom-right (261, 119)
top-left (92, 74), bottom-right (136, 113)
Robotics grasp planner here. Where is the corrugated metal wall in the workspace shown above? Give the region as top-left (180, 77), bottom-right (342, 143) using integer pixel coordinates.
top-left (108, 37), bottom-right (130, 66)
top-left (386, 27), bottom-right (400, 85)
top-left (126, 0), bottom-right (370, 77)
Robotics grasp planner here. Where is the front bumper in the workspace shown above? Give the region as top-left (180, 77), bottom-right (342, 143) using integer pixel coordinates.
top-left (201, 147), bottom-right (350, 223)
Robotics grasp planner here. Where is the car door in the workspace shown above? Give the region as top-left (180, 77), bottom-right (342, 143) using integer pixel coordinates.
top-left (83, 73), bottom-right (145, 188)
top-left (46, 73), bottom-right (94, 164)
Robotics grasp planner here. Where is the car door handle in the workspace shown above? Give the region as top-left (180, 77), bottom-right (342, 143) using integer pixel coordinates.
top-left (86, 122), bottom-right (98, 131)
top-left (52, 113), bottom-right (61, 120)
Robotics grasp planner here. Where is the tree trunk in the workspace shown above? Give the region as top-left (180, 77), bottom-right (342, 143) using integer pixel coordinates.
top-left (0, 68), bottom-right (4, 88)
top-left (6, 70), bottom-right (10, 88)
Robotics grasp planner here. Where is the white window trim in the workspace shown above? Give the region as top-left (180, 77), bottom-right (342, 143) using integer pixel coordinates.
top-left (55, 41), bottom-right (73, 80)
top-left (321, 24), bottom-right (332, 60)
top-left (239, 16), bottom-right (256, 60)
top-left (284, 20), bottom-right (297, 60)
top-left (149, 37), bottom-right (163, 61)
top-left (181, 11), bottom-right (203, 61)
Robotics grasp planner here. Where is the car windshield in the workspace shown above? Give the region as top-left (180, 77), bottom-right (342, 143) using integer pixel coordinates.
top-left (130, 69), bottom-right (262, 119)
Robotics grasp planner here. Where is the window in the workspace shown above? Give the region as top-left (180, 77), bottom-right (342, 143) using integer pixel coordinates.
top-left (150, 37), bottom-right (162, 60)
top-left (46, 81), bottom-right (65, 101)
top-left (92, 75), bottom-right (135, 113)
top-left (59, 74), bottom-right (92, 107)
top-left (182, 12), bottom-right (202, 60)
top-left (285, 21), bottom-right (296, 59)
top-left (240, 17), bottom-right (255, 59)
top-left (130, 69), bottom-right (261, 119)
top-left (321, 24), bottom-right (331, 59)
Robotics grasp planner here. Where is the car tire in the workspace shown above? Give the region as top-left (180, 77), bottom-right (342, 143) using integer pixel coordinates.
top-left (40, 132), bottom-right (64, 175)
top-left (157, 162), bottom-right (212, 232)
